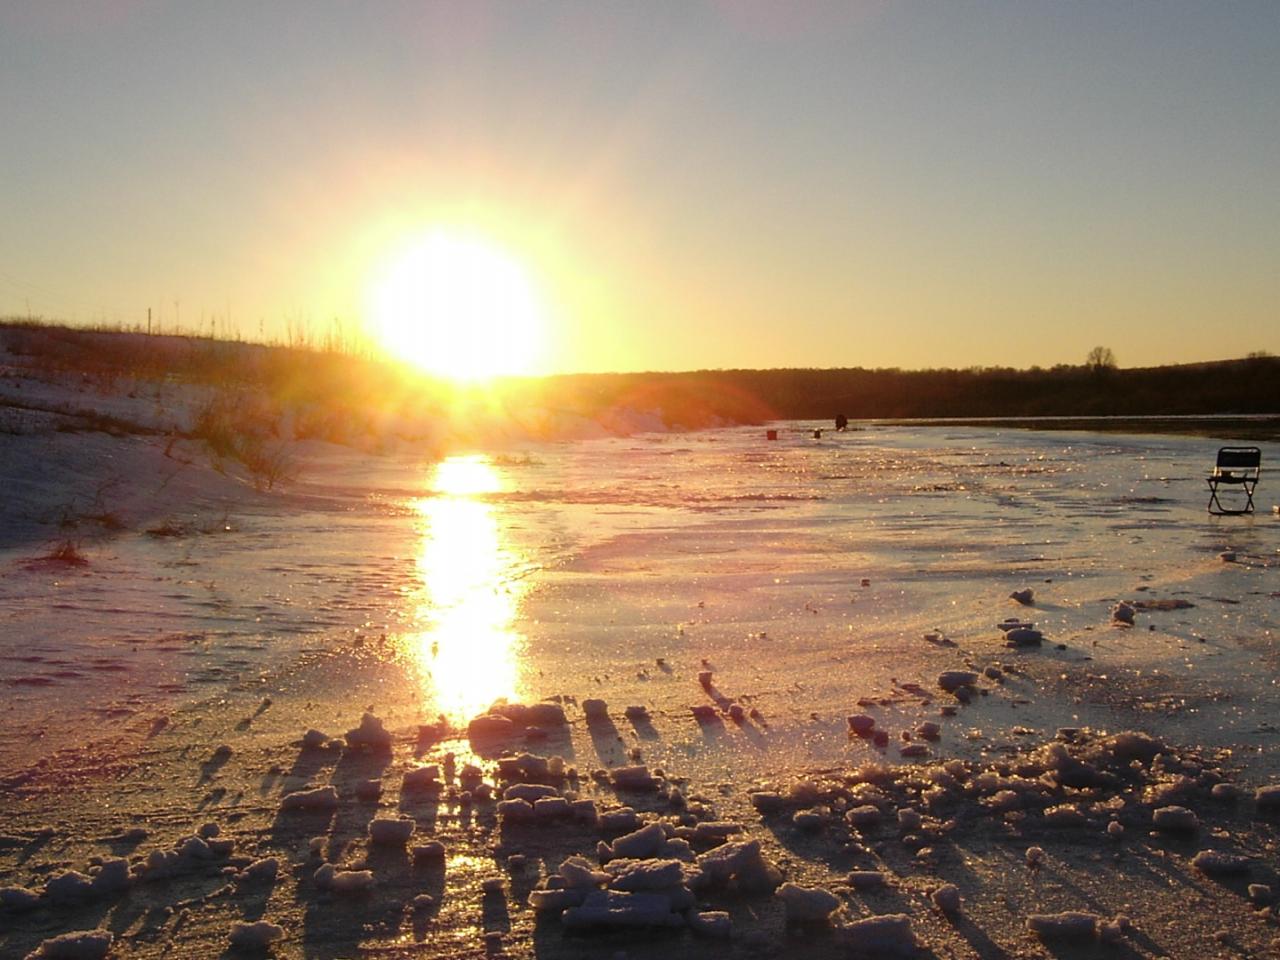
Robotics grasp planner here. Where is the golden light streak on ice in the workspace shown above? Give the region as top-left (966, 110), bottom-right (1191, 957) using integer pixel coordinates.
top-left (407, 455), bottom-right (527, 720)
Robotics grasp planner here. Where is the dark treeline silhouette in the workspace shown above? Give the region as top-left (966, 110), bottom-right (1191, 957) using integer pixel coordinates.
top-left (3, 320), bottom-right (1277, 437)
top-left (517, 357), bottom-right (1280, 428)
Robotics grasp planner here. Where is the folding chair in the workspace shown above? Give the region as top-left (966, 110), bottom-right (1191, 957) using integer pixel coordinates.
top-left (1206, 446), bottom-right (1261, 515)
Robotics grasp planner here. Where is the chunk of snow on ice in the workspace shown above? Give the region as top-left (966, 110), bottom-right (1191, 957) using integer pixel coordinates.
top-left (503, 783), bottom-right (559, 802)
top-left (562, 890), bottom-right (685, 929)
top-left (467, 713), bottom-right (515, 743)
top-left (178, 836), bottom-right (216, 860)
top-left (750, 791), bottom-right (786, 814)
top-left (571, 799), bottom-right (599, 824)
top-left (497, 799), bottom-right (535, 821)
top-left (998, 618), bottom-right (1035, 632)
top-left (776, 882), bottom-right (840, 923)
top-left (695, 839), bottom-right (782, 893)
top-left (279, 786), bottom-right (338, 811)
top-left (402, 766), bottom-right (443, 793)
top-left (1191, 850), bottom-right (1253, 876)
top-left (847, 714), bottom-right (876, 736)
top-left (497, 754), bottom-right (551, 781)
top-left (1090, 731), bottom-right (1162, 763)
top-left (487, 701), bottom-right (568, 728)
top-left (344, 713), bottom-right (392, 751)
top-left (606, 823), bottom-right (667, 861)
top-left (1211, 782), bottom-right (1240, 801)
top-left (90, 859), bottom-right (130, 895)
top-left (1004, 628), bottom-right (1043, 647)
top-left (687, 910), bottom-right (732, 938)
top-left (26, 929), bottom-right (113, 959)
top-left (0, 885), bottom-right (41, 911)
top-left (931, 883), bottom-right (961, 912)
top-left (937, 671), bottom-right (978, 693)
top-left (301, 729), bottom-right (329, 749)
top-left (528, 887), bottom-right (589, 912)
top-left (1026, 911), bottom-right (1100, 940)
top-left (1042, 805), bottom-right (1087, 828)
top-left (228, 920), bottom-right (284, 950)
top-left (846, 805), bottom-right (882, 828)
top-left (837, 914), bottom-right (917, 956)
top-left (239, 858), bottom-right (279, 881)
top-left (314, 864), bottom-right (374, 894)
top-left (1152, 805), bottom-right (1199, 832)
top-left (605, 858), bottom-right (686, 891)
top-left (558, 855), bottom-right (609, 889)
top-left (793, 808), bottom-right (826, 830)
top-left (44, 871), bottom-right (94, 904)
top-left (135, 849), bottom-right (181, 881)
top-left (534, 797), bottom-right (572, 819)
top-left (368, 817), bottom-right (415, 845)
top-left (1099, 915), bottom-right (1130, 943)
top-left (610, 765), bottom-right (658, 791)
top-left (1255, 785), bottom-right (1280, 812)
top-left (691, 821), bottom-right (742, 845)
top-left (598, 807), bottom-right (640, 834)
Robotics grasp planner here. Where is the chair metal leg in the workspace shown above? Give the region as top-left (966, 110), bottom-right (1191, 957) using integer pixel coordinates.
top-left (1207, 480), bottom-right (1255, 515)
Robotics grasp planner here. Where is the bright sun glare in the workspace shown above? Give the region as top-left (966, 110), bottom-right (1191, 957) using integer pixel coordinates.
top-left (366, 230), bottom-right (546, 382)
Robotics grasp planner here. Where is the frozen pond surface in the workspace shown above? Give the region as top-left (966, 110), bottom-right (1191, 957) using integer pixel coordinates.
top-left (3, 414), bottom-right (1280, 960)
top-left (3, 421), bottom-right (1276, 783)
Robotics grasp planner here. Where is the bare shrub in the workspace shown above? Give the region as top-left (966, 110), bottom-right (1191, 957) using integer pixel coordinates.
top-left (191, 392), bottom-right (295, 490)
top-left (146, 519), bottom-right (191, 537)
top-left (45, 540), bottom-right (88, 566)
top-left (236, 434), bottom-right (296, 491)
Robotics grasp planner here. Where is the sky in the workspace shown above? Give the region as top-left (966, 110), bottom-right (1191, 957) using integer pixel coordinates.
top-left (1, 1), bottom-right (1277, 374)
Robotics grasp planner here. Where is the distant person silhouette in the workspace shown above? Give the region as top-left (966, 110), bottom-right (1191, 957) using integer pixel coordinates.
top-left (835, 414), bottom-right (848, 432)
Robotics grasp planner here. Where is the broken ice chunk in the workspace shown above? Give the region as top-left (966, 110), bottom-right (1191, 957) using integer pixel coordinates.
top-left (776, 882), bottom-right (840, 924)
top-left (344, 713), bottom-right (393, 751)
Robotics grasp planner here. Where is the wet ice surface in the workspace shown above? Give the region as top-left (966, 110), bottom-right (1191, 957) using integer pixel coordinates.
top-left (2, 423), bottom-right (1278, 781)
top-left (3, 419), bottom-right (1280, 958)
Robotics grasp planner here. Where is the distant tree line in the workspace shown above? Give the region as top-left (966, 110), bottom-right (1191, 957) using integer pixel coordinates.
top-left (3, 320), bottom-right (1277, 436)
top-left (516, 354), bottom-right (1280, 427)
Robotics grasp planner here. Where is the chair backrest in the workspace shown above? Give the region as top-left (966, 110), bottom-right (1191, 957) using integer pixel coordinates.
top-left (1215, 446), bottom-right (1261, 474)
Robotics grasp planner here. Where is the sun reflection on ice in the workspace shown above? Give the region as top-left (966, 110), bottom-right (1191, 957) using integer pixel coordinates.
top-left (407, 455), bottom-right (528, 721)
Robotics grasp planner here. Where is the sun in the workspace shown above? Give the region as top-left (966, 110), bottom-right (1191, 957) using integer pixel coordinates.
top-left (365, 230), bottom-right (547, 381)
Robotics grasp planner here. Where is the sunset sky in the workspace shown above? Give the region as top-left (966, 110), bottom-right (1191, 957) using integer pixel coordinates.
top-left (1, 1), bottom-right (1276, 374)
